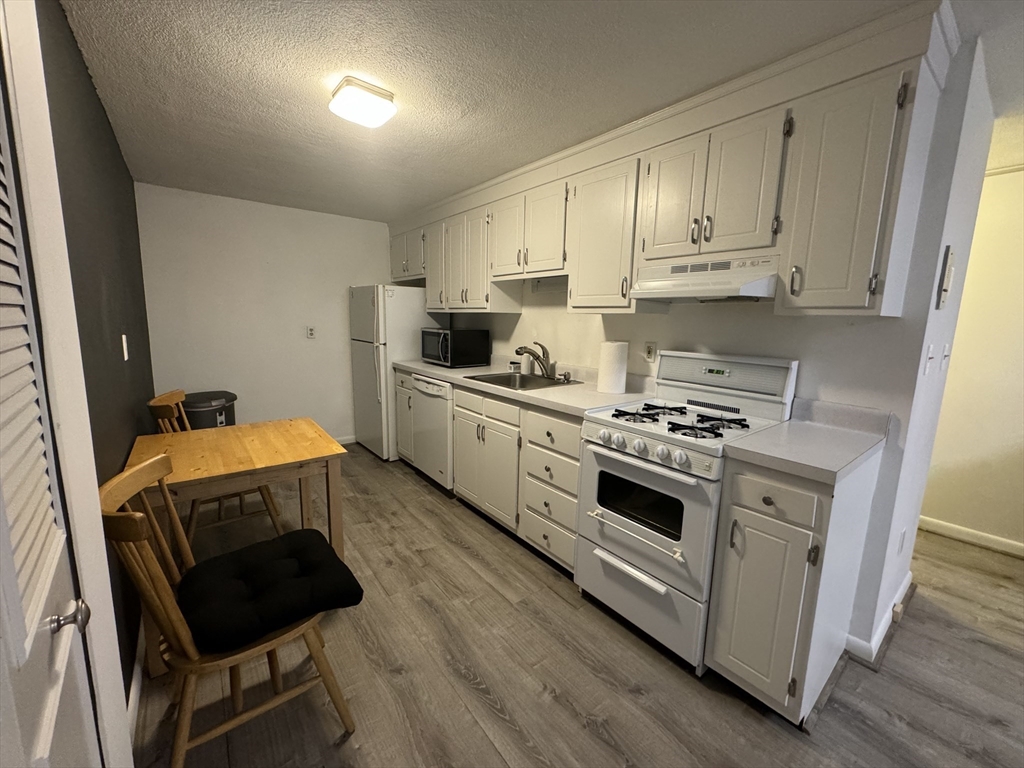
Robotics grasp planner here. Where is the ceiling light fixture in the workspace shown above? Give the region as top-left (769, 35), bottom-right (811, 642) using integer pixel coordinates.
top-left (329, 76), bottom-right (397, 128)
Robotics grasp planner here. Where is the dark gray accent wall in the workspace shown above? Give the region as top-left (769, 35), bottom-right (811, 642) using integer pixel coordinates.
top-left (35, 0), bottom-right (154, 693)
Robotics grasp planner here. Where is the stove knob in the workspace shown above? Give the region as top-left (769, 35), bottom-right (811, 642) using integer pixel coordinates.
top-left (612, 433), bottom-right (626, 449)
top-left (673, 450), bottom-right (689, 466)
top-left (598, 429), bottom-right (611, 443)
top-left (633, 439), bottom-right (647, 454)
top-left (655, 446), bottom-right (670, 461)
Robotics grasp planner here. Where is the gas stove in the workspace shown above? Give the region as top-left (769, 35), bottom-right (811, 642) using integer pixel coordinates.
top-left (581, 351), bottom-right (799, 480)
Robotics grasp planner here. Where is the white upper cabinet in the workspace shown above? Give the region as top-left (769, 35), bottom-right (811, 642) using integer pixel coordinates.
top-left (524, 180), bottom-right (568, 274)
top-left (444, 213), bottom-right (468, 308)
top-left (779, 68), bottom-right (907, 311)
top-left (702, 108), bottom-right (787, 254)
top-left (389, 233), bottom-right (407, 280)
top-left (489, 195), bottom-right (526, 278)
top-left (465, 206), bottom-right (488, 308)
top-left (567, 157), bottom-right (640, 309)
top-left (423, 221), bottom-right (445, 310)
top-left (640, 133), bottom-right (709, 261)
top-left (389, 231), bottom-right (425, 281)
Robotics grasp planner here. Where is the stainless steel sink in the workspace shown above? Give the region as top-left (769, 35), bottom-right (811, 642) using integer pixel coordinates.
top-left (466, 372), bottom-right (581, 391)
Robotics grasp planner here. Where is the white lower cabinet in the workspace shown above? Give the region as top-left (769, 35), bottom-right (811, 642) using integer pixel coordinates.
top-left (396, 385), bottom-right (414, 461)
top-left (453, 394), bottom-right (520, 530)
top-left (706, 452), bottom-right (882, 724)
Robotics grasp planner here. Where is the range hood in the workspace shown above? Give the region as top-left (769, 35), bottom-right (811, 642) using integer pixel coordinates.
top-left (631, 255), bottom-right (779, 302)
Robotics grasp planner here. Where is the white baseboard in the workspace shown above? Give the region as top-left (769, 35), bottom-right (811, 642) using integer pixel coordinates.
top-left (918, 516), bottom-right (1024, 559)
top-left (333, 434), bottom-right (356, 446)
top-left (846, 571), bottom-right (913, 662)
top-left (125, 616), bottom-right (145, 745)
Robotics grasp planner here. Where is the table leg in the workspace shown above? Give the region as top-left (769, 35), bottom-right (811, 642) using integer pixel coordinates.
top-left (326, 458), bottom-right (344, 559)
top-left (299, 476), bottom-right (313, 531)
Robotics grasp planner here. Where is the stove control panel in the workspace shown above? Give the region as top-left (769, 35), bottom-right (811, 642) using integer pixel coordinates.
top-left (581, 422), bottom-right (721, 480)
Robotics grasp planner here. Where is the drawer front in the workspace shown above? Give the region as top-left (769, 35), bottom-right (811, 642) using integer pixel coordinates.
top-left (574, 541), bottom-right (706, 667)
top-left (484, 398), bottom-right (520, 426)
top-left (732, 474), bottom-right (819, 529)
top-left (525, 410), bottom-right (581, 459)
top-left (396, 372), bottom-right (414, 390)
top-left (523, 444), bottom-right (579, 496)
top-left (454, 389), bottom-right (484, 414)
top-left (520, 509), bottom-right (576, 569)
top-left (522, 476), bottom-right (577, 531)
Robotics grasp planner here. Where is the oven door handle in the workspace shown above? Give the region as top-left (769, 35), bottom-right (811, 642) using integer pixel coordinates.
top-left (586, 444), bottom-right (699, 485)
top-left (593, 548), bottom-right (669, 595)
top-left (587, 510), bottom-right (686, 564)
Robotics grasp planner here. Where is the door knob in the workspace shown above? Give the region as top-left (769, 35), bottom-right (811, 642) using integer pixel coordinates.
top-left (50, 598), bottom-right (91, 635)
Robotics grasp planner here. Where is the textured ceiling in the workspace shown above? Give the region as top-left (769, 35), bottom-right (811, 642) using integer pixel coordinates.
top-left (62, 0), bottom-right (931, 222)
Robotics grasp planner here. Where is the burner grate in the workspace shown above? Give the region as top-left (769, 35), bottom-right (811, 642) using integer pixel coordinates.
top-left (667, 421), bottom-right (723, 439)
top-left (612, 409), bottom-right (659, 423)
top-left (641, 403), bottom-right (688, 417)
top-left (696, 414), bottom-right (750, 430)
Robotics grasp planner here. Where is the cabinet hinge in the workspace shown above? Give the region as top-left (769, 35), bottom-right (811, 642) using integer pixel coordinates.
top-left (517, 435), bottom-right (522, 449)
top-left (646, 162), bottom-right (651, 177)
top-left (897, 82), bottom-right (909, 109)
top-left (788, 677), bottom-right (798, 697)
top-left (486, 213), bottom-right (491, 224)
top-left (783, 116), bottom-right (794, 137)
top-left (562, 249), bottom-right (567, 265)
top-left (485, 292), bottom-right (489, 302)
top-left (771, 215), bottom-right (781, 235)
top-left (807, 544), bottom-right (820, 566)
top-left (868, 273), bottom-right (880, 295)
top-left (565, 183), bottom-right (569, 202)
top-left (422, 232), bottom-right (426, 242)
top-left (515, 512), bottom-right (520, 525)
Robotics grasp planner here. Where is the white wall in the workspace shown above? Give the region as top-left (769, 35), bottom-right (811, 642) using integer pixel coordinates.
top-left (136, 184), bottom-right (389, 441)
top-left (920, 169), bottom-right (1024, 555)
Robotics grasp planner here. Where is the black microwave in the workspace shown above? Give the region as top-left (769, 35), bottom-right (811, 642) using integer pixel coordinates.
top-left (421, 328), bottom-right (490, 368)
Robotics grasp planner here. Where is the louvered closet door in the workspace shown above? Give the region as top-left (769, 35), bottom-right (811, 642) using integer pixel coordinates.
top-left (0, 82), bottom-right (102, 765)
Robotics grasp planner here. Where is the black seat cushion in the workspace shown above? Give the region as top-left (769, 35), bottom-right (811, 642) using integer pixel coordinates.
top-left (177, 529), bottom-right (363, 654)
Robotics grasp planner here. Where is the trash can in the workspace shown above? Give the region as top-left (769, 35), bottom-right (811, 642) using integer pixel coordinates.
top-left (182, 390), bottom-right (237, 429)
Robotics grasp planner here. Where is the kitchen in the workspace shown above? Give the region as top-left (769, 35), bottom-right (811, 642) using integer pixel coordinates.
top-left (2, 1), bottom-right (1022, 767)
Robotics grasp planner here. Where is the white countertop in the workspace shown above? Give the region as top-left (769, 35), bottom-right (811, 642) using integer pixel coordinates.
top-left (393, 359), bottom-right (649, 419)
top-left (725, 420), bottom-right (886, 486)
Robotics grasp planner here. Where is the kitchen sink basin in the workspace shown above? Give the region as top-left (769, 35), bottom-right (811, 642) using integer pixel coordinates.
top-left (466, 372), bottom-right (581, 391)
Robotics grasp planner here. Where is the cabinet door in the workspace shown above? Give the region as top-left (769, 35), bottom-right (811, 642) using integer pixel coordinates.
top-left (453, 410), bottom-right (482, 505)
top-left (444, 213), bottom-right (467, 307)
top-left (524, 180), bottom-right (567, 274)
top-left (701, 107), bottom-right (786, 254)
top-left (406, 229), bottom-right (425, 278)
top-left (709, 505), bottom-right (812, 705)
top-left (390, 233), bottom-right (408, 280)
top-left (567, 157), bottom-right (640, 308)
top-left (396, 386), bottom-right (414, 461)
top-left (780, 69), bottom-right (904, 309)
top-left (465, 206), bottom-right (489, 308)
top-left (480, 418), bottom-right (519, 528)
top-left (424, 221), bottom-right (445, 310)
top-left (489, 195), bottom-right (525, 277)
top-left (640, 133), bottom-right (709, 261)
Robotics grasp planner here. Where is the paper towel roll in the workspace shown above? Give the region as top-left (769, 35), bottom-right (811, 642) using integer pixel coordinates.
top-left (597, 341), bottom-right (628, 394)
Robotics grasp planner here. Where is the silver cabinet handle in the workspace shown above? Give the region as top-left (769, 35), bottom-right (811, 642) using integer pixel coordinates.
top-left (729, 518), bottom-right (740, 549)
top-left (524, 247), bottom-right (529, 265)
top-left (517, 248), bottom-right (521, 266)
top-left (789, 266), bottom-right (799, 296)
top-left (50, 598), bottom-right (91, 634)
top-left (620, 277), bottom-right (628, 299)
top-left (481, 425), bottom-right (485, 443)
top-left (476, 423), bottom-right (481, 441)
top-left (407, 395), bottom-right (412, 409)
top-left (691, 218), bottom-right (700, 245)
top-left (703, 215), bottom-right (713, 242)
top-left (762, 495), bottom-right (774, 506)
top-left (438, 290), bottom-right (443, 304)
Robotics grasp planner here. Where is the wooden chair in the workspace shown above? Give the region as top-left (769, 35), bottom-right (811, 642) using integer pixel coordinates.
top-left (148, 390), bottom-right (285, 542)
top-left (99, 455), bottom-right (361, 768)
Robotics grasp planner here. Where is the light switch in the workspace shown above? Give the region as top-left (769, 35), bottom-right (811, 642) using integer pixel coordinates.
top-left (122, 334), bottom-right (129, 361)
top-left (941, 343), bottom-right (952, 371)
top-left (923, 344), bottom-right (934, 376)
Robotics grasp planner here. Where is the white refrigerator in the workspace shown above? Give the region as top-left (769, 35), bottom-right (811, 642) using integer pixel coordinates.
top-left (349, 285), bottom-right (435, 460)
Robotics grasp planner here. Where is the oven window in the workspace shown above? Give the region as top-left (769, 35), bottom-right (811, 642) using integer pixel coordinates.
top-left (597, 471), bottom-right (684, 540)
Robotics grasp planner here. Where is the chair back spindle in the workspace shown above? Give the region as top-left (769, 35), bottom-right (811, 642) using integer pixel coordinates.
top-left (149, 390), bottom-right (192, 434)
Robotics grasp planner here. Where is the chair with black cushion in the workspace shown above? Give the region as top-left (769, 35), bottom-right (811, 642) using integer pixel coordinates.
top-left (99, 454), bottom-right (362, 768)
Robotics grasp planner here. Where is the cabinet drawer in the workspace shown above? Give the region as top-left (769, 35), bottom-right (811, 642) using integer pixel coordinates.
top-left (523, 444), bottom-right (579, 496)
top-left (484, 398), bottom-right (520, 426)
top-left (454, 389), bottom-right (484, 414)
top-left (396, 372), bottom-right (414, 390)
top-left (520, 509), bottom-right (576, 570)
top-left (522, 476), bottom-right (577, 531)
top-left (731, 474), bottom-right (819, 529)
top-left (525, 411), bottom-right (581, 459)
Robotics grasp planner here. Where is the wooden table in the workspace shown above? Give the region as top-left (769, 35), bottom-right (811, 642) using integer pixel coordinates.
top-left (127, 417), bottom-right (347, 558)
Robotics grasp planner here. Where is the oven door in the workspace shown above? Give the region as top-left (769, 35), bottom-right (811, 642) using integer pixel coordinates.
top-left (578, 443), bottom-right (720, 602)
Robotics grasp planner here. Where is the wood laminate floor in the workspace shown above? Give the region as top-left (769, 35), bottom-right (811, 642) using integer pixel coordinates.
top-left (135, 445), bottom-right (1024, 768)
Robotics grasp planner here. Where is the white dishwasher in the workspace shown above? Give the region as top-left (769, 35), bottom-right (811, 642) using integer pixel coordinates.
top-left (412, 375), bottom-right (454, 489)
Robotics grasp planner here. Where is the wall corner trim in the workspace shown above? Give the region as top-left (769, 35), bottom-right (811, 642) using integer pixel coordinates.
top-left (846, 570), bottom-right (913, 661)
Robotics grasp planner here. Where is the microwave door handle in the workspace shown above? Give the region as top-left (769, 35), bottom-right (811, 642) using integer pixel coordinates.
top-left (440, 333), bottom-right (450, 365)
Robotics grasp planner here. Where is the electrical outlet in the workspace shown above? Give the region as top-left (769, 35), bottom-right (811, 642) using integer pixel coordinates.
top-left (305, 326), bottom-right (316, 339)
top-left (644, 342), bottom-right (657, 362)
top-left (122, 334), bottom-right (129, 361)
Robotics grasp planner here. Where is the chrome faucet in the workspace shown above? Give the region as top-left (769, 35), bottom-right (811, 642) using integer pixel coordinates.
top-left (515, 341), bottom-right (556, 379)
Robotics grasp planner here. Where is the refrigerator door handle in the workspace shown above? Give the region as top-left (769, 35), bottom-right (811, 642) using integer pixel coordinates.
top-left (374, 344), bottom-right (382, 404)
